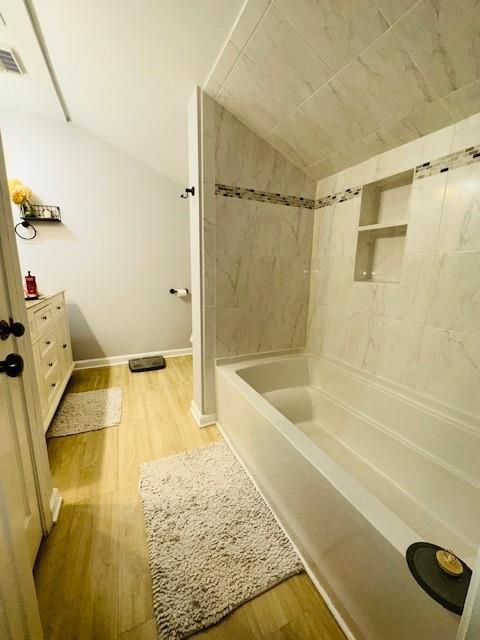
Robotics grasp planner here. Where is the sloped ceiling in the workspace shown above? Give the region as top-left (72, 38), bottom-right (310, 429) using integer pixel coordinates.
top-left (0, 0), bottom-right (244, 184)
top-left (204, 0), bottom-right (480, 180)
top-left (0, 1), bottom-right (63, 120)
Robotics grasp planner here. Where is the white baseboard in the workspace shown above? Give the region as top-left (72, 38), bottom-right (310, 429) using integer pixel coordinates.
top-left (190, 400), bottom-right (216, 427)
top-left (49, 488), bottom-right (63, 524)
top-left (74, 347), bottom-right (192, 370)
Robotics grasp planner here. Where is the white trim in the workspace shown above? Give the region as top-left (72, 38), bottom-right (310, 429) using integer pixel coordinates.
top-left (74, 347), bottom-right (192, 370)
top-left (190, 400), bottom-right (216, 427)
top-left (48, 488), bottom-right (63, 525)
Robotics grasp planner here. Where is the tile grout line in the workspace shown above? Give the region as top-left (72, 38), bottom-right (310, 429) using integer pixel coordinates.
top-left (265, 0), bottom-right (427, 138)
top-left (215, 0), bottom-right (272, 99)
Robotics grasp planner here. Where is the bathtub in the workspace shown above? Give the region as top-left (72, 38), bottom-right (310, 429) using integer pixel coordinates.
top-left (216, 353), bottom-right (480, 640)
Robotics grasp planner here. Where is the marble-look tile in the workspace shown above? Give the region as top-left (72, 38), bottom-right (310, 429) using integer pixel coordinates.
top-left (393, 0), bottom-right (480, 98)
top-left (309, 255), bottom-right (354, 311)
top-left (311, 205), bottom-right (334, 258)
top-left (202, 73), bottom-right (222, 98)
top-left (336, 30), bottom-right (436, 129)
top-left (203, 305), bottom-right (216, 413)
top-left (230, 0), bottom-right (270, 50)
top-left (340, 311), bottom-right (376, 369)
top-left (306, 153), bottom-right (352, 182)
top-left (311, 107), bottom-right (454, 182)
top-left (363, 316), bottom-right (424, 384)
top-left (307, 304), bottom-right (348, 358)
top-left (326, 144), bottom-right (386, 189)
top-left (203, 181), bottom-right (216, 306)
top-left (304, 111), bottom-right (480, 417)
top-left (372, 253), bottom-right (436, 324)
top-left (427, 252), bottom-right (480, 334)
top-left (316, 175), bottom-right (338, 199)
top-left (272, 74), bottom-right (381, 167)
top-left (348, 282), bottom-right (377, 316)
top-left (442, 79), bottom-right (480, 121)
top-left (274, 0), bottom-right (388, 71)
top-left (201, 136), bottom-right (215, 185)
top-left (217, 53), bottom-right (287, 134)
top-left (437, 163), bottom-right (480, 252)
top-left (215, 196), bottom-right (313, 259)
top-left (413, 120), bottom-right (454, 165)
top-left (405, 173), bottom-right (447, 253)
top-left (267, 126), bottom-right (316, 171)
top-left (214, 103), bottom-right (316, 197)
top-left (203, 41), bottom-right (241, 97)
top-left (451, 112), bottom-right (480, 153)
top-left (216, 254), bottom-right (310, 308)
top-left (400, 100), bottom-right (453, 137)
top-left (242, 5), bottom-right (331, 112)
top-left (216, 302), bottom-right (308, 356)
top-left (202, 92), bottom-right (216, 140)
top-left (373, 0), bottom-right (419, 24)
top-left (328, 199), bottom-right (360, 257)
top-left (405, 326), bottom-right (480, 415)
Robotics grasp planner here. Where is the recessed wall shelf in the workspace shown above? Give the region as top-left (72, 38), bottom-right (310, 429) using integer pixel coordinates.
top-left (355, 170), bottom-right (413, 283)
top-left (359, 220), bottom-right (409, 232)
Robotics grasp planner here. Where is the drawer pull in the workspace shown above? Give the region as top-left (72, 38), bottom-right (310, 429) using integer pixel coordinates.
top-left (51, 382), bottom-right (56, 388)
top-left (46, 340), bottom-right (51, 345)
top-left (42, 315), bottom-right (48, 320)
top-left (48, 362), bottom-right (53, 367)
top-left (63, 344), bottom-right (67, 349)
top-left (56, 306), bottom-right (61, 310)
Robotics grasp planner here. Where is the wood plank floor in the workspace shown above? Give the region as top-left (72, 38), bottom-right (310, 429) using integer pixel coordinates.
top-left (34, 356), bottom-right (345, 640)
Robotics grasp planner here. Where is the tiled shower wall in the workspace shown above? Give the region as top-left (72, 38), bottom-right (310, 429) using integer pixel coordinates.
top-left (307, 112), bottom-right (480, 418)
top-left (212, 100), bottom-right (316, 357)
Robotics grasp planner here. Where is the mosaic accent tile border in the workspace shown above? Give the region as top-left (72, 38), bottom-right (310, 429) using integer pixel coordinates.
top-left (315, 186), bottom-right (362, 209)
top-left (215, 143), bottom-right (479, 210)
top-left (215, 183), bottom-right (362, 210)
top-left (415, 144), bottom-right (480, 179)
top-left (215, 184), bottom-right (315, 209)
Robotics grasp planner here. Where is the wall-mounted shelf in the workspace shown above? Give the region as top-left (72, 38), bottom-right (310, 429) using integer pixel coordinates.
top-left (20, 204), bottom-right (61, 222)
top-left (355, 170), bottom-right (413, 284)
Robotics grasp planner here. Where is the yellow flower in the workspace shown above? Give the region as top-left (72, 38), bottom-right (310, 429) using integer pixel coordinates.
top-left (8, 179), bottom-right (32, 206)
top-left (8, 178), bottom-right (21, 189)
top-left (10, 184), bottom-right (31, 205)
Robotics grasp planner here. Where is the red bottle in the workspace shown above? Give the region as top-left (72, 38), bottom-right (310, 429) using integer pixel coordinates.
top-left (25, 271), bottom-right (38, 297)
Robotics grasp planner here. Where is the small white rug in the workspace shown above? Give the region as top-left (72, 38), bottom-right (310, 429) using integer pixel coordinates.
top-left (47, 387), bottom-right (123, 437)
top-left (139, 441), bottom-right (303, 640)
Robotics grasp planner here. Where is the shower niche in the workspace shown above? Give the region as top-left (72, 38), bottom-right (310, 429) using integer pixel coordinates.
top-left (354, 169), bottom-right (413, 283)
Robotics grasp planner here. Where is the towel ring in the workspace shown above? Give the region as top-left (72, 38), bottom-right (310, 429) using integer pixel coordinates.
top-left (15, 220), bottom-right (37, 240)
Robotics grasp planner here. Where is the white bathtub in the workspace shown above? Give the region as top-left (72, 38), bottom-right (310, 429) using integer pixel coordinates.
top-left (216, 353), bottom-right (480, 640)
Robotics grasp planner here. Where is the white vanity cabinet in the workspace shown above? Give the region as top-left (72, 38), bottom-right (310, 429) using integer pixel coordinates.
top-left (26, 291), bottom-right (74, 432)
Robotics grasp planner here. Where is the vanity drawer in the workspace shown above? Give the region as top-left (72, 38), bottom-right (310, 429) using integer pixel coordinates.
top-left (45, 365), bottom-right (61, 406)
top-left (50, 294), bottom-right (65, 321)
top-left (34, 306), bottom-right (53, 336)
top-left (38, 326), bottom-right (57, 357)
top-left (41, 346), bottom-right (60, 379)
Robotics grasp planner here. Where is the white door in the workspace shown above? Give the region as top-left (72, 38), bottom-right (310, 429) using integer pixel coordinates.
top-left (0, 141), bottom-right (43, 636)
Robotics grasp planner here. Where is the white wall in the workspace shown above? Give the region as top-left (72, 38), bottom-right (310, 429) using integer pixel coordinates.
top-left (0, 110), bottom-right (191, 361)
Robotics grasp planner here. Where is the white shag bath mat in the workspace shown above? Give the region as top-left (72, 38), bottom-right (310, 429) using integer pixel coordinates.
top-left (47, 387), bottom-right (123, 437)
top-left (139, 441), bottom-right (303, 640)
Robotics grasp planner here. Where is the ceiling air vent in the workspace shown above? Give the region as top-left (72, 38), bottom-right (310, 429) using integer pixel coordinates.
top-left (0, 46), bottom-right (24, 74)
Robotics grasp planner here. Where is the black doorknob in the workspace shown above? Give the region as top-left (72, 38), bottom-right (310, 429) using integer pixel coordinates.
top-left (0, 353), bottom-right (24, 377)
top-left (0, 318), bottom-right (25, 341)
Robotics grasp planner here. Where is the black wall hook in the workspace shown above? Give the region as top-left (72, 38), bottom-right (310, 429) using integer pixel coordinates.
top-left (180, 186), bottom-right (195, 199)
